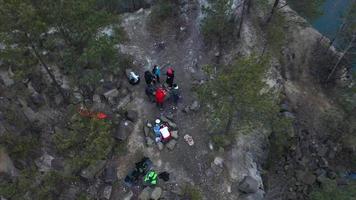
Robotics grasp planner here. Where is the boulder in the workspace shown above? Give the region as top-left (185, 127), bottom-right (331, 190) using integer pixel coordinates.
top-left (0, 148), bottom-right (18, 177)
top-left (146, 137), bottom-right (154, 147)
top-left (171, 131), bottom-right (179, 139)
top-left (160, 116), bottom-right (177, 129)
top-left (138, 187), bottom-right (152, 200)
top-left (317, 145), bottom-right (328, 157)
top-left (35, 153), bottom-right (54, 172)
top-left (103, 164), bottom-right (118, 184)
top-left (166, 113), bottom-right (174, 120)
top-left (123, 191), bottom-right (134, 200)
top-left (238, 176), bottom-right (259, 194)
top-left (166, 140), bottom-right (177, 151)
top-left (59, 186), bottom-right (79, 200)
top-left (125, 110), bottom-right (138, 122)
top-left (103, 89), bottom-right (119, 99)
top-left (150, 187), bottom-right (162, 200)
top-left (30, 92), bottom-right (45, 107)
top-left (144, 126), bottom-right (150, 137)
top-left (55, 94), bottom-right (64, 105)
top-left (239, 192), bottom-right (264, 200)
top-left (102, 81), bottom-right (115, 90)
top-left (101, 185), bottom-right (112, 200)
top-left (51, 158), bottom-right (64, 170)
top-left (182, 106), bottom-right (190, 113)
top-left (296, 170), bottom-right (316, 185)
top-left (283, 111), bottom-right (296, 119)
top-left (93, 94), bottom-right (101, 103)
top-left (213, 157), bottom-right (224, 167)
top-left (189, 100), bottom-right (200, 111)
top-left (114, 120), bottom-right (134, 140)
top-left (157, 142), bottom-right (164, 151)
top-left (80, 160), bottom-right (106, 180)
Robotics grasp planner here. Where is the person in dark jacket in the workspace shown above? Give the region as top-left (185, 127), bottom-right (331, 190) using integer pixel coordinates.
top-left (171, 84), bottom-right (181, 110)
top-left (166, 67), bottom-right (174, 88)
top-left (144, 71), bottom-right (156, 85)
top-left (145, 84), bottom-right (156, 102)
top-left (152, 65), bottom-right (161, 83)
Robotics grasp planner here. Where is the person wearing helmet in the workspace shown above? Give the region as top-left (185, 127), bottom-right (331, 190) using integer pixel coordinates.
top-left (144, 70), bottom-right (156, 85)
top-left (153, 119), bottom-right (162, 142)
top-left (152, 65), bottom-right (161, 83)
top-left (166, 67), bottom-right (174, 88)
top-left (171, 84), bottom-right (181, 110)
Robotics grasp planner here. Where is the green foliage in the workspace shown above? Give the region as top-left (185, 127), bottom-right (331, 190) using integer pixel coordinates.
top-left (96, 0), bottom-right (150, 13)
top-left (310, 179), bottom-right (356, 200)
top-left (197, 55), bottom-right (278, 133)
top-left (211, 134), bottom-right (233, 148)
top-left (0, 132), bottom-right (40, 161)
top-left (183, 185), bottom-right (203, 200)
top-left (0, 169), bottom-right (78, 200)
top-left (0, 0), bottom-right (127, 90)
top-left (148, 0), bottom-right (178, 29)
top-left (287, 0), bottom-right (326, 21)
top-left (266, 12), bottom-right (287, 53)
top-left (201, 0), bottom-right (235, 44)
top-left (53, 115), bottom-right (114, 172)
top-left (269, 116), bottom-right (294, 156)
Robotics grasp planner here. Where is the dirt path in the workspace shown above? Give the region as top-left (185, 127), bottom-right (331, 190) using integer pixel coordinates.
top-left (112, 3), bottom-right (227, 199)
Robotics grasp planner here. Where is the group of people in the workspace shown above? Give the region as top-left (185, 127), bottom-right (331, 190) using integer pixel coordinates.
top-left (144, 65), bottom-right (181, 110)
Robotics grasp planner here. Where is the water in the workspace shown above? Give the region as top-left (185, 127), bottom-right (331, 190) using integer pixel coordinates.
top-left (312, 0), bottom-right (353, 49)
top-left (311, 0), bottom-right (355, 70)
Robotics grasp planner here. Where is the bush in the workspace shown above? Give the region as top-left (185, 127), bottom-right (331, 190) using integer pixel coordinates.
top-left (148, 0), bottom-right (179, 30)
top-left (0, 169), bottom-right (78, 200)
top-left (183, 185), bottom-right (203, 200)
top-left (0, 132), bottom-right (40, 162)
top-left (310, 179), bottom-right (356, 200)
top-left (53, 114), bottom-right (114, 172)
top-left (201, 0), bottom-right (235, 45)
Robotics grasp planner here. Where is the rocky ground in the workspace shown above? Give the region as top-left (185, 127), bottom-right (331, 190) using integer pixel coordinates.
top-left (111, 1), bottom-right (265, 199)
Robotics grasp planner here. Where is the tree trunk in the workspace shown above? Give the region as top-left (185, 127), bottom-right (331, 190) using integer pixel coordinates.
top-left (237, 0), bottom-right (247, 39)
top-left (25, 34), bottom-right (68, 102)
top-left (266, 0), bottom-right (280, 24)
top-left (328, 22), bottom-right (345, 48)
top-left (326, 34), bottom-right (356, 82)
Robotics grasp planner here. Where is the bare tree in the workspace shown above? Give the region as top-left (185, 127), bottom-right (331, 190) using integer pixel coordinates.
top-left (326, 33), bottom-right (356, 82)
top-left (266, 0), bottom-right (280, 24)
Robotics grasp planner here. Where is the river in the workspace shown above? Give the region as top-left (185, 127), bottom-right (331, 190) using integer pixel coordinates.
top-left (312, 0), bottom-right (353, 49)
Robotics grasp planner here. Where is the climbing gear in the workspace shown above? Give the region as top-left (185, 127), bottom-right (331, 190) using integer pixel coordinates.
top-left (144, 171), bottom-right (158, 185)
top-left (78, 106), bottom-right (108, 120)
top-left (184, 134), bottom-right (194, 146)
top-left (124, 157), bottom-right (152, 187)
top-left (126, 69), bottom-right (140, 85)
top-left (158, 172), bottom-right (170, 182)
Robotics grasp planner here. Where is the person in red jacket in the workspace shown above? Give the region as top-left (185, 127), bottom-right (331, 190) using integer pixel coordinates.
top-left (155, 87), bottom-right (166, 109)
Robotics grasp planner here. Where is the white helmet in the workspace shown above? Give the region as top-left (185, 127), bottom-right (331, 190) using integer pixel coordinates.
top-left (155, 119), bottom-right (161, 124)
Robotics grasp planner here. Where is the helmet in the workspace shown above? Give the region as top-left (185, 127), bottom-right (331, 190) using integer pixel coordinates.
top-left (173, 84), bottom-right (178, 89)
top-left (167, 68), bottom-right (173, 75)
top-left (155, 119), bottom-right (161, 124)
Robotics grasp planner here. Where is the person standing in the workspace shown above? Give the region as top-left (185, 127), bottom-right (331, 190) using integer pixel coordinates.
top-left (155, 87), bottom-right (166, 109)
top-left (144, 71), bottom-right (156, 85)
top-left (171, 84), bottom-right (181, 110)
top-left (166, 67), bottom-right (174, 88)
top-left (152, 65), bottom-right (161, 83)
